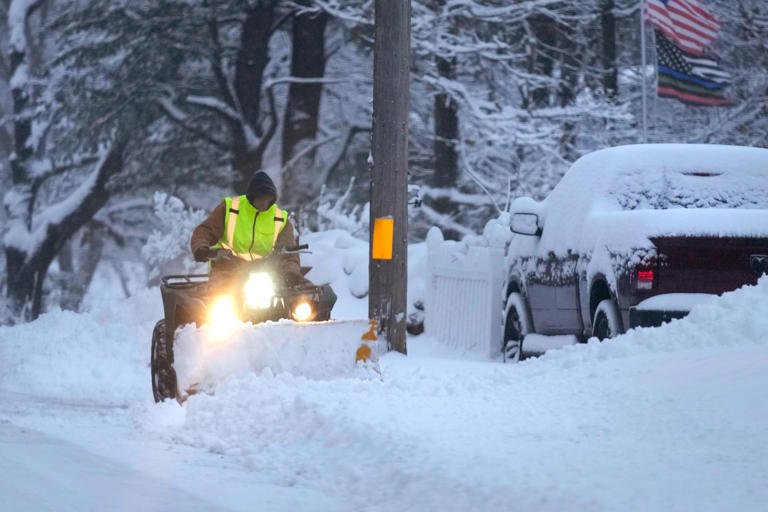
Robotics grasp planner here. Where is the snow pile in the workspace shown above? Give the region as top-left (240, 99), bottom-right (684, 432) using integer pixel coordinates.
top-left (173, 319), bottom-right (382, 398)
top-left (300, 229), bottom-right (428, 320)
top-left (301, 230), bottom-right (370, 306)
top-left (0, 289), bottom-right (160, 404)
top-left (542, 276), bottom-right (768, 368)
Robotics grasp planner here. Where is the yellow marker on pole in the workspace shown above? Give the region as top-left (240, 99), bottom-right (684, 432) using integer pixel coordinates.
top-left (372, 217), bottom-right (394, 260)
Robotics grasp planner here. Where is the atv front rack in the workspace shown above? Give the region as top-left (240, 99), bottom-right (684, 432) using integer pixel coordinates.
top-left (161, 274), bottom-right (210, 289)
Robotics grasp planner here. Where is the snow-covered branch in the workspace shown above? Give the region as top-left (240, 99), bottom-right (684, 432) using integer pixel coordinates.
top-left (264, 76), bottom-right (350, 88)
top-left (253, 86), bottom-right (278, 156)
top-left (27, 155), bottom-right (100, 181)
top-left (157, 97), bottom-right (229, 151)
top-left (5, 142), bottom-right (125, 255)
top-left (313, 125), bottom-right (371, 191)
top-left (8, 0), bottom-right (44, 52)
top-left (184, 95), bottom-right (241, 123)
top-left (312, 0), bottom-right (373, 26)
top-left (282, 133), bottom-right (341, 176)
top-left (419, 204), bottom-right (476, 238)
top-left (419, 186), bottom-right (497, 207)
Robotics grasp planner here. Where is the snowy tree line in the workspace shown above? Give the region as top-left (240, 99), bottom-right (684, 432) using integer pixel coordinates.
top-left (1, 0), bottom-right (766, 322)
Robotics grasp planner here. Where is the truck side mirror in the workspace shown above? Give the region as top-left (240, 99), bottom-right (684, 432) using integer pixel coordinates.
top-left (511, 213), bottom-right (542, 236)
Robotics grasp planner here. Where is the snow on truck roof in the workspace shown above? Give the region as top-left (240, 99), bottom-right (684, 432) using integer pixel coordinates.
top-left (569, 143), bottom-right (768, 176)
top-left (524, 144), bottom-right (768, 256)
top-left (560, 144), bottom-right (768, 207)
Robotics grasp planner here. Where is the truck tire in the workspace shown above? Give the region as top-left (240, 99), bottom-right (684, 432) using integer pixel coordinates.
top-left (502, 293), bottom-right (531, 362)
top-left (592, 299), bottom-right (622, 341)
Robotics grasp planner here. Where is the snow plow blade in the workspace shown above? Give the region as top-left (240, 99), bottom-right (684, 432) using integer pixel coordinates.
top-left (172, 320), bottom-right (384, 402)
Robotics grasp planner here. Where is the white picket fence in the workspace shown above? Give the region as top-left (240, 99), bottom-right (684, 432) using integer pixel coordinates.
top-left (424, 227), bottom-right (506, 358)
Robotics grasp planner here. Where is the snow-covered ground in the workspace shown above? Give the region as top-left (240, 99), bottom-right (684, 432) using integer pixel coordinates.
top-left (1, 238), bottom-right (767, 511)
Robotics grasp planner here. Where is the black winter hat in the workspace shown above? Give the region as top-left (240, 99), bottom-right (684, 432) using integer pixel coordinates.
top-left (246, 171), bottom-right (277, 206)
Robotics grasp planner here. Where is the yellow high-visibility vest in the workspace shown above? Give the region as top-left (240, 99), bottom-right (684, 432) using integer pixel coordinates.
top-left (213, 196), bottom-right (287, 260)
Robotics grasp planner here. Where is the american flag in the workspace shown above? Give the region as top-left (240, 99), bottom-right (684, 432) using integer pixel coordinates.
top-left (646, 0), bottom-right (720, 55)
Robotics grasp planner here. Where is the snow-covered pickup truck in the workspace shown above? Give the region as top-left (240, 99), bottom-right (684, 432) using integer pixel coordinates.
top-left (503, 144), bottom-right (768, 360)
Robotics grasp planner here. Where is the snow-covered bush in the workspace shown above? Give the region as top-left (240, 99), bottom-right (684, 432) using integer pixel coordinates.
top-left (142, 193), bottom-right (207, 282)
top-left (302, 179), bottom-right (369, 240)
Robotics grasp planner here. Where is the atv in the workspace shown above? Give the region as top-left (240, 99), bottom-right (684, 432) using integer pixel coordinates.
top-left (150, 245), bottom-right (336, 402)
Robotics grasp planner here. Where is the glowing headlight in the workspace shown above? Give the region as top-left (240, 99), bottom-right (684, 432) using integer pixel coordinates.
top-left (207, 296), bottom-right (238, 341)
top-left (292, 302), bottom-right (313, 322)
top-left (244, 272), bottom-right (275, 309)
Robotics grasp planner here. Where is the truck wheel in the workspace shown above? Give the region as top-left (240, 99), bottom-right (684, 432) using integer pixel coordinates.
top-left (151, 320), bottom-right (178, 402)
top-left (503, 293), bottom-right (530, 362)
top-left (592, 299), bottom-right (621, 341)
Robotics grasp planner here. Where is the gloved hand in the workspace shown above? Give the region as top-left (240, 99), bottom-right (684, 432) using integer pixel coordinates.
top-left (193, 246), bottom-right (215, 262)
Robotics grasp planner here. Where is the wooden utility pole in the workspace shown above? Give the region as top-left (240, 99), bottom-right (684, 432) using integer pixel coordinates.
top-left (370, 0), bottom-right (410, 354)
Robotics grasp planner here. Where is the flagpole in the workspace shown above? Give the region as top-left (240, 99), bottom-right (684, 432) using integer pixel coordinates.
top-left (640, 0), bottom-right (648, 143)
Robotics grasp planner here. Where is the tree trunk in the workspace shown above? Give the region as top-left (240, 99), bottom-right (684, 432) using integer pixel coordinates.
top-left (425, 0), bottom-right (460, 239)
top-left (431, 55), bottom-right (460, 238)
top-left (5, 2), bottom-right (39, 320)
top-left (526, 14), bottom-right (556, 108)
top-left (9, 48), bottom-right (34, 187)
top-left (601, 0), bottom-right (618, 98)
top-left (281, 3), bottom-right (328, 206)
top-left (232, 1), bottom-right (275, 190)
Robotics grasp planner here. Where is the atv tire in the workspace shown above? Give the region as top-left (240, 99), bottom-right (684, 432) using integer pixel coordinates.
top-left (151, 319), bottom-right (178, 402)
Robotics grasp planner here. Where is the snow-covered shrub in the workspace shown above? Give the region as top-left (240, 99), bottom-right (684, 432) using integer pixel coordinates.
top-left (302, 179), bottom-right (369, 239)
top-left (142, 193), bottom-right (207, 282)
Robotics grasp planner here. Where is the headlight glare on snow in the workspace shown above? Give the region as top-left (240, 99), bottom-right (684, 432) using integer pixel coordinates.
top-left (243, 272), bottom-right (275, 309)
top-left (207, 296), bottom-right (238, 341)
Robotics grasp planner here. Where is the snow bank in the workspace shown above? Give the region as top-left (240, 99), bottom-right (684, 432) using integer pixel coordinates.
top-left (539, 276), bottom-right (768, 368)
top-left (0, 289), bottom-right (160, 404)
top-left (300, 229), bottom-right (427, 320)
top-left (301, 230), bottom-right (370, 312)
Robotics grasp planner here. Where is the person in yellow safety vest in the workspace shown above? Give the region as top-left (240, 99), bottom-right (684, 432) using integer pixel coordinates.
top-left (190, 171), bottom-right (305, 286)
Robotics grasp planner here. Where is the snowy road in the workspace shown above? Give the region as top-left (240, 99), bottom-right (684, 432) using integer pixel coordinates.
top-left (1, 279), bottom-right (768, 511)
top-left (1, 421), bottom-right (228, 512)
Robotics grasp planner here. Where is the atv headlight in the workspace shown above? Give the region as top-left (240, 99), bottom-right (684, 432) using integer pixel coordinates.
top-left (244, 272), bottom-right (275, 309)
top-left (208, 296), bottom-right (238, 341)
top-left (292, 302), bottom-right (313, 322)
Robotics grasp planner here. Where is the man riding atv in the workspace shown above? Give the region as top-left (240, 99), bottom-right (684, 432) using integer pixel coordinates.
top-left (150, 170), bottom-right (337, 402)
top-left (190, 170), bottom-right (306, 286)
